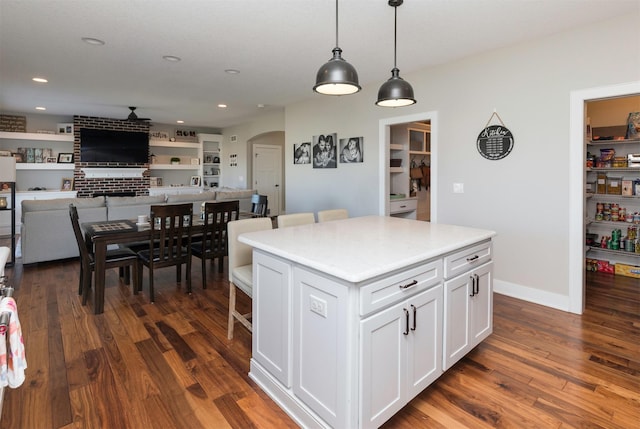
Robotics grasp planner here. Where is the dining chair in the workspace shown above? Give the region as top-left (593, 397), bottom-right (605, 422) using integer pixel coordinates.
top-left (276, 212), bottom-right (315, 228)
top-left (317, 208), bottom-right (349, 222)
top-left (250, 194), bottom-right (269, 217)
top-left (136, 203), bottom-right (193, 303)
top-left (191, 200), bottom-right (240, 283)
top-left (69, 204), bottom-right (139, 305)
top-left (227, 217), bottom-right (273, 339)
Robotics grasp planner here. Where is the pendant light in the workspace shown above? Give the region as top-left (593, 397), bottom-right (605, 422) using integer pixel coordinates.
top-left (313, 0), bottom-right (361, 95)
top-left (376, 0), bottom-right (416, 107)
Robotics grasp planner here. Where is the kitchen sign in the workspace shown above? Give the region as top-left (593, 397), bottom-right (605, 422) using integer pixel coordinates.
top-left (477, 111), bottom-right (514, 160)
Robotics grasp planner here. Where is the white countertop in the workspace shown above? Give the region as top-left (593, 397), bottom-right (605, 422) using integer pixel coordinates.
top-left (239, 215), bottom-right (496, 283)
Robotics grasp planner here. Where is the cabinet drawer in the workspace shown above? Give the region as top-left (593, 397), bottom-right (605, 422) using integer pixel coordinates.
top-left (444, 240), bottom-right (492, 279)
top-left (389, 199), bottom-right (417, 214)
top-left (360, 259), bottom-right (442, 316)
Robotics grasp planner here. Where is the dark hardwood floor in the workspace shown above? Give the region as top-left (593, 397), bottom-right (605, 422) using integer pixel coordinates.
top-left (0, 254), bottom-right (638, 428)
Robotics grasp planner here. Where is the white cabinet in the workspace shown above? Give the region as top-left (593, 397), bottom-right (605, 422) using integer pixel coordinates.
top-left (443, 261), bottom-right (493, 370)
top-left (199, 133), bottom-right (222, 189)
top-left (360, 284), bottom-right (442, 428)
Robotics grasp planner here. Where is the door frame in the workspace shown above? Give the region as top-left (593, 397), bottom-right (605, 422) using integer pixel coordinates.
top-left (379, 111), bottom-right (438, 222)
top-left (568, 81), bottom-right (640, 314)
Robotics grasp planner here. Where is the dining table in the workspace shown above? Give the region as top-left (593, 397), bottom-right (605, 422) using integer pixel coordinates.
top-left (82, 211), bottom-right (256, 314)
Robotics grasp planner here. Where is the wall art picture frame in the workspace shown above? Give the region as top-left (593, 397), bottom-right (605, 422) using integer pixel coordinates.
top-left (57, 123), bottom-right (74, 134)
top-left (293, 142), bottom-right (311, 164)
top-left (61, 177), bottom-right (74, 191)
top-left (312, 133), bottom-right (337, 168)
top-left (190, 175), bottom-right (201, 187)
top-left (45, 157), bottom-right (57, 163)
top-left (58, 153), bottom-right (73, 163)
top-left (339, 136), bottom-right (363, 163)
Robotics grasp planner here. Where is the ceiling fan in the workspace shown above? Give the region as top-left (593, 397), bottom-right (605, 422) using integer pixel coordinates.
top-left (125, 106), bottom-right (151, 122)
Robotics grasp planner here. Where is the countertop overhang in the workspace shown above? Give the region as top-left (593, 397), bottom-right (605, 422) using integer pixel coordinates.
top-left (239, 215), bottom-right (496, 283)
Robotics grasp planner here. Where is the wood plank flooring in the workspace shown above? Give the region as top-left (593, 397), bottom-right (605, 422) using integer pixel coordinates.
top-left (0, 257), bottom-right (638, 428)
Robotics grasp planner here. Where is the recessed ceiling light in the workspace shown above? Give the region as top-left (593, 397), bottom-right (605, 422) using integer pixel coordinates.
top-left (81, 37), bottom-right (105, 46)
top-left (35, 106), bottom-right (46, 111)
top-left (32, 77), bottom-right (48, 83)
top-left (257, 104), bottom-right (265, 108)
top-left (176, 120), bottom-right (184, 124)
top-left (218, 104), bottom-right (228, 108)
top-left (163, 55), bottom-right (181, 62)
top-left (224, 69), bottom-right (240, 75)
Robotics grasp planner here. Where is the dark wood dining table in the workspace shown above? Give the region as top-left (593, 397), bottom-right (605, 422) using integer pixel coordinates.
top-left (82, 217), bottom-right (205, 314)
top-left (82, 211), bottom-right (253, 314)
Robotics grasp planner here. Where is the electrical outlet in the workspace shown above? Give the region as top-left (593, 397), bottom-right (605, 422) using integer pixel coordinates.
top-left (309, 295), bottom-right (327, 318)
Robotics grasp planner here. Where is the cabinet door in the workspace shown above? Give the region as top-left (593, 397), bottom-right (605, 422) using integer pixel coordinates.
top-left (360, 300), bottom-right (405, 429)
top-left (443, 273), bottom-right (472, 370)
top-left (406, 285), bottom-right (442, 398)
top-left (470, 262), bottom-right (493, 345)
top-left (252, 251), bottom-right (292, 387)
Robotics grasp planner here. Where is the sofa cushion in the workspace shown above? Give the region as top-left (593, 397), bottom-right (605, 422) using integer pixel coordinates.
top-left (106, 195), bottom-right (166, 221)
top-left (21, 196), bottom-right (105, 217)
top-left (166, 192), bottom-right (217, 215)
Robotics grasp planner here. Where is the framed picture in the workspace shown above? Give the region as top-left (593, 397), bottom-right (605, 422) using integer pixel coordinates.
top-left (175, 129), bottom-right (198, 142)
top-left (339, 136), bottom-right (363, 163)
top-left (190, 175), bottom-right (201, 187)
top-left (12, 152), bottom-right (23, 163)
top-left (294, 142), bottom-right (311, 164)
top-left (190, 158), bottom-right (200, 165)
top-left (45, 157), bottom-right (57, 163)
top-left (312, 133), bottom-right (337, 168)
top-left (61, 177), bottom-right (74, 191)
top-left (57, 123), bottom-right (74, 134)
top-left (58, 153), bottom-right (73, 163)
top-left (149, 177), bottom-right (162, 187)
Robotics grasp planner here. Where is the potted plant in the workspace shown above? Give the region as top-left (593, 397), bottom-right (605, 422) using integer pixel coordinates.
top-left (170, 157), bottom-right (180, 165)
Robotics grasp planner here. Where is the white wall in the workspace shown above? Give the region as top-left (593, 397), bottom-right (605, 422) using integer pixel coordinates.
top-left (283, 12), bottom-right (640, 310)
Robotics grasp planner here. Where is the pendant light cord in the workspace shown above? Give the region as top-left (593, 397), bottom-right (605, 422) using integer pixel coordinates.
top-left (335, 0), bottom-right (339, 47)
top-left (393, 4), bottom-right (398, 69)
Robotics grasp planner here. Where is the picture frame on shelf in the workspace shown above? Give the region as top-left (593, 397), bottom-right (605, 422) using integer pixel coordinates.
top-left (175, 129), bottom-right (198, 142)
top-left (149, 177), bottom-right (162, 187)
top-left (45, 157), bottom-right (57, 163)
top-left (190, 175), bottom-right (201, 187)
top-left (58, 153), bottom-right (73, 163)
top-left (12, 152), bottom-right (23, 163)
top-left (57, 123), bottom-right (74, 134)
top-left (190, 158), bottom-right (200, 165)
top-left (61, 177), bottom-right (74, 191)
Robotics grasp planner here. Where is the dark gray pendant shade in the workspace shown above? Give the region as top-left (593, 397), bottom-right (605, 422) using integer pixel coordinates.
top-left (313, 0), bottom-right (361, 96)
top-left (314, 47), bottom-right (361, 95)
top-left (376, 0), bottom-right (416, 107)
top-left (376, 67), bottom-right (415, 107)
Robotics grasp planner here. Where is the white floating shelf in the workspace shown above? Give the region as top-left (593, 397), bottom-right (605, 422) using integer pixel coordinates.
top-left (0, 131), bottom-right (74, 142)
top-left (81, 167), bottom-right (147, 178)
top-left (16, 163), bottom-right (74, 170)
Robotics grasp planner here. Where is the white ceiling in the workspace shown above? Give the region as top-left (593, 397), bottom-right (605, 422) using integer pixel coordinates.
top-left (1, 0), bottom-right (637, 128)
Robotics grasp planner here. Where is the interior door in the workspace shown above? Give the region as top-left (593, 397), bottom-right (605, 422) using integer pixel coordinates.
top-left (253, 144), bottom-right (282, 216)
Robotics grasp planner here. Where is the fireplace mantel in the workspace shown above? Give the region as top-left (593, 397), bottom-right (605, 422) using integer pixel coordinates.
top-left (81, 167), bottom-right (148, 179)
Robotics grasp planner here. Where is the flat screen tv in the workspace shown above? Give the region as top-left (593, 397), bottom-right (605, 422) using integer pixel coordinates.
top-left (80, 128), bottom-right (149, 163)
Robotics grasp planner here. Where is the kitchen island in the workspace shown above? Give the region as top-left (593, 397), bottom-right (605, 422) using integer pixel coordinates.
top-left (239, 216), bottom-right (496, 428)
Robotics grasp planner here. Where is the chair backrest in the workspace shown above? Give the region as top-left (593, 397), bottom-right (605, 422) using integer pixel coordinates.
top-left (317, 209), bottom-right (349, 223)
top-left (149, 203), bottom-right (193, 266)
top-left (250, 194), bottom-right (268, 217)
top-left (277, 212), bottom-right (315, 228)
top-left (68, 204), bottom-right (92, 266)
top-left (0, 246), bottom-right (10, 278)
top-left (201, 200), bottom-right (240, 257)
top-left (227, 217), bottom-right (273, 282)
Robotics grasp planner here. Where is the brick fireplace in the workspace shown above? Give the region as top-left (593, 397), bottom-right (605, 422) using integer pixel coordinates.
top-left (73, 115), bottom-right (150, 198)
